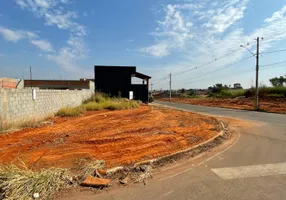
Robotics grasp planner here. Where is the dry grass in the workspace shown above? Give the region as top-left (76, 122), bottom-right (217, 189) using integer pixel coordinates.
top-left (0, 117), bottom-right (54, 134)
top-left (0, 164), bottom-right (72, 200)
top-left (79, 160), bottom-right (106, 178)
top-left (56, 94), bottom-right (139, 117)
top-left (56, 106), bottom-right (86, 117)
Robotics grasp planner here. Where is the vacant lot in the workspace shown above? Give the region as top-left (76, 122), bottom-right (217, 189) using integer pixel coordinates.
top-left (158, 97), bottom-right (286, 114)
top-left (0, 105), bottom-right (220, 170)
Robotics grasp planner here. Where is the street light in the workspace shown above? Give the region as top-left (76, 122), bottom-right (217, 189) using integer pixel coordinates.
top-left (240, 44), bottom-right (256, 56)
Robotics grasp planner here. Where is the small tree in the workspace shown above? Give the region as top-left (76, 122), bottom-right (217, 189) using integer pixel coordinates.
top-left (270, 76), bottom-right (286, 87)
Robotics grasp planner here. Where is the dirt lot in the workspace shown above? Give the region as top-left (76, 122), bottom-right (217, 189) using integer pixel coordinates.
top-left (0, 105), bottom-right (221, 170)
top-left (158, 97), bottom-right (286, 114)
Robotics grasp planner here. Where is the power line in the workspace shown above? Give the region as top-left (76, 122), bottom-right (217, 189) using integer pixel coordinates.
top-left (173, 48), bottom-right (242, 76)
top-left (184, 68), bottom-right (255, 85)
top-left (152, 45), bottom-right (245, 82)
top-left (185, 64), bottom-right (285, 86)
top-left (184, 62), bottom-right (285, 86)
top-left (184, 55), bottom-right (255, 84)
top-left (260, 60), bottom-right (286, 68)
top-left (260, 48), bottom-right (286, 55)
top-left (261, 65), bottom-right (286, 71)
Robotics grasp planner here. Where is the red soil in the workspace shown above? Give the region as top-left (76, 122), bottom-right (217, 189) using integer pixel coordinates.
top-left (0, 106), bottom-right (220, 169)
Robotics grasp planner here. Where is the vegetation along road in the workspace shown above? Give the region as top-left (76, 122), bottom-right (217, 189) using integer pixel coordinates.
top-left (64, 101), bottom-right (286, 200)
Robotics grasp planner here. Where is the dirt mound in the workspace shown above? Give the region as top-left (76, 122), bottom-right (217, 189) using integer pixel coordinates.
top-left (0, 105), bottom-right (220, 169)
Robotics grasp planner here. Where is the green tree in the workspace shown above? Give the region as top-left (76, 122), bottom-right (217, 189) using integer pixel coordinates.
top-left (269, 76), bottom-right (286, 87)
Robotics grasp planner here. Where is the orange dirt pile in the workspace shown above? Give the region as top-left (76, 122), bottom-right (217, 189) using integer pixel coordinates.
top-left (0, 105), bottom-right (220, 169)
top-left (159, 97), bottom-right (286, 114)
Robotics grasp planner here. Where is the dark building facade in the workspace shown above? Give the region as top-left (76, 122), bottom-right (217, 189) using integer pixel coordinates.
top-left (94, 66), bottom-right (151, 102)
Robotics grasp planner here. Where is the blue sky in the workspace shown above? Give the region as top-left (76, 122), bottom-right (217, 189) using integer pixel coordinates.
top-left (0, 0), bottom-right (286, 89)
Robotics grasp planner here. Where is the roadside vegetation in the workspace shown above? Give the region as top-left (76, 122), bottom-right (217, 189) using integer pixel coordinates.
top-left (56, 93), bottom-right (140, 117)
top-left (0, 164), bottom-right (72, 200)
top-left (208, 85), bottom-right (286, 99)
top-left (155, 75), bottom-right (286, 100)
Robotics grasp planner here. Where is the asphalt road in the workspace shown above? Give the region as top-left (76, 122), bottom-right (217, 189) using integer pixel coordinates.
top-left (155, 101), bottom-right (286, 126)
top-left (63, 102), bottom-right (286, 200)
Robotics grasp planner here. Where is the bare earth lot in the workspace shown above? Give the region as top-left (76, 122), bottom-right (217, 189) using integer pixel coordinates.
top-left (158, 97), bottom-right (286, 114)
top-left (0, 105), bottom-right (220, 170)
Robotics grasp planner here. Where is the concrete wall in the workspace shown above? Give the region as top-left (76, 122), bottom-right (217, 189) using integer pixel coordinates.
top-left (0, 88), bottom-right (93, 125)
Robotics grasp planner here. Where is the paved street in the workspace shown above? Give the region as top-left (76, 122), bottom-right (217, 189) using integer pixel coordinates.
top-left (63, 102), bottom-right (286, 200)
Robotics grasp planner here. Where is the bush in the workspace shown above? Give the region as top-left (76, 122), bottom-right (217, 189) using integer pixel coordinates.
top-left (105, 100), bottom-right (139, 110)
top-left (82, 102), bottom-right (106, 111)
top-left (83, 93), bottom-right (108, 104)
top-left (245, 86), bottom-right (286, 98)
top-left (56, 93), bottom-right (140, 117)
top-left (0, 165), bottom-right (72, 200)
top-left (82, 99), bottom-right (139, 111)
top-left (56, 106), bottom-right (86, 117)
top-left (267, 87), bottom-right (286, 97)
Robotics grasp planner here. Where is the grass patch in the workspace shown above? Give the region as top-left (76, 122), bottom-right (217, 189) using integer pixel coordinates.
top-left (80, 160), bottom-right (106, 178)
top-left (83, 100), bottom-right (139, 111)
top-left (208, 87), bottom-right (286, 99)
top-left (0, 164), bottom-right (72, 200)
top-left (82, 102), bottom-right (106, 111)
top-left (83, 93), bottom-right (109, 104)
top-left (57, 93), bottom-right (140, 117)
top-left (245, 86), bottom-right (286, 98)
top-left (56, 106), bottom-right (86, 117)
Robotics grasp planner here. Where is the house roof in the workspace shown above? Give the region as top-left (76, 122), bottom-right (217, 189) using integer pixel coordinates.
top-left (135, 72), bottom-right (151, 79)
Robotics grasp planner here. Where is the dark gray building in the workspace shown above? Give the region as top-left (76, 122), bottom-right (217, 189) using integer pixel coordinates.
top-left (94, 65), bottom-right (151, 102)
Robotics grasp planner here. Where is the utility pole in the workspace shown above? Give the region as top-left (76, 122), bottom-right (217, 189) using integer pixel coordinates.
top-left (255, 37), bottom-right (260, 111)
top-left (30, 66), bottom-right (32, 88)
top-left (169, 73), bottom-right (172, 102)
top-left (241, 37), bottom-right (262, 111)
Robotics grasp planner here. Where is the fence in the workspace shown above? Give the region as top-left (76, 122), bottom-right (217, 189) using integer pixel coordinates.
top-left (0, 88), bottom-right (94, 125)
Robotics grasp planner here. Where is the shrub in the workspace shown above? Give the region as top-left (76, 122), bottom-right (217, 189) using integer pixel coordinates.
top-left (105, 100), bottom-right (139, 110)
top-left (82, 102), bottom-right (106, 111)
top-left (56, 106), bottom-right (86, 117)
top-left (267, 87), bottom-right (286, 97)
top-left (0, 165), bottom-right (72, 200)
top-left (83, 93), bottom-right (108, 104)
top-left (244, 86), bottom-right (286, 98)
top-left (82, 99), bottom-right (139, 111)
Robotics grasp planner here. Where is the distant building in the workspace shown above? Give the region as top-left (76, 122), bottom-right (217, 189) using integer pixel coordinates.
top-left (234, 83), bottom-right (243, 89)
top-left (0, 77), bottom-right (23, 89)
top-left (94, 65), bottom-right (151, 102)
top-left (24, 79), bottom-right (94, 90)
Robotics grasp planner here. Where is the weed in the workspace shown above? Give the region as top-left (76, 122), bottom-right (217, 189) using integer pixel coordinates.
top-left (82, 97), bottom-right (139, 111)
top-left (0, 164), bottom-right (72, 200)
top-left (80, 160), bottom-right (106, 178)
top-left (82, 102), bottom-right (107, 111)
top-left (56, 106), bottom-right (86, 117)
top-left (83, 93), bottom-right (109, 104)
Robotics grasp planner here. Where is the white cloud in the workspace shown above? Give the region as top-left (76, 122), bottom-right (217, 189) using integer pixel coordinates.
top-left (139, 4), bottom-right (193, 57)
top-left (264, 5), bottom-right (286, 23)
top-left (16, 0), bottom-right (86, 36)
top-left (47, 36), bottom-right (86, 71)
top-left (15, 0), bottom-right (88, 71)
top-left (140, 43), bottom-right (170, 57)
top-left (0, 27), bottom-right (37, 42)
top-left (31, 40), bottom-right (54, 51)
top-left (203, 0), bottom-right (248, 33)
top-left (143, 1), bottom-right (286, 89)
